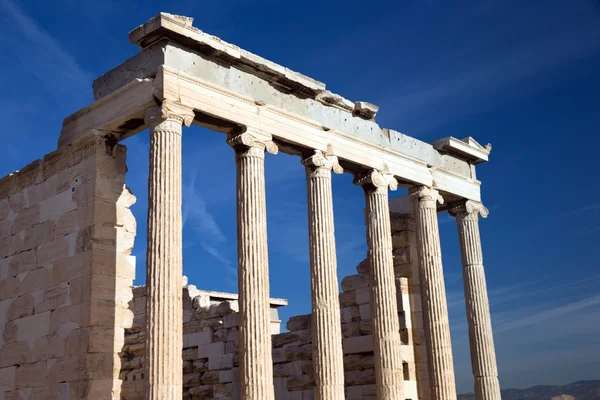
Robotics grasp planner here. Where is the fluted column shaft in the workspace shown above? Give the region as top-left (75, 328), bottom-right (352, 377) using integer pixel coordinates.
top-left (144, 104), bottom-right (194, 400)
top-left (303, 151), bottom-right (345, 400)
top-left (449, 201), bottom-right (501, 400)
top-left (355, 170), bottom-right (404, 400)
top-left (411, 187), bottom-right (457, 400)
top-left (228, 132), bottom-right (277, 400)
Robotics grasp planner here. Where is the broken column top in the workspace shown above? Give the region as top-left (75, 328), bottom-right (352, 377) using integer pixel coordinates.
top-left (126, 12), bottom-right (378, 120)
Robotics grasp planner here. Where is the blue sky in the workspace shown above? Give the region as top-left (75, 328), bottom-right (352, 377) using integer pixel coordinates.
top-left (1, 0), bottom-right (599, 393)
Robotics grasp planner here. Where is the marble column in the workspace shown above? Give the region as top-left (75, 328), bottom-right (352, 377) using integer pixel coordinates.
top-left (144, 103), bottom-right (194, 400)
top-left (449, 200), bottom-right (501, 400)
top-left (302, 151), bottom-right (345, 400)
top-left (355, 170), bottom-right (404, 400)
top-left (227, 131), bottom-right (278, 400)
top-left (410, 186), bottom-right (457, 400)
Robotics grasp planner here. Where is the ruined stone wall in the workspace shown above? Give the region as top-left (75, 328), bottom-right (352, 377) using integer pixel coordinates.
top-left (119, 217), bottom-right (428, 400)
top-left (0, 134), bottom-right (136, 399)
top-left (391, 216), bottom-right (431, 400)
top-left (120, 286), bottom-right (285, 399)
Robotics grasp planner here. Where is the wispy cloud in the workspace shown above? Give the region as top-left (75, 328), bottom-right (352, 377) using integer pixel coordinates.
top-left (558, 202), bottom-right (600, 218)
top-left (448, 274), bottom-right (600, 328)
top-left (183, 168), bottom-right (233, 269)
top-left (200, 241), bottom-right (236, 276)
top-left (0, 0), bottom-right (93, 101)
top-left (495, 294), bottom-right (600, 333)
top-left (183, 169), bottom-right (227, 243)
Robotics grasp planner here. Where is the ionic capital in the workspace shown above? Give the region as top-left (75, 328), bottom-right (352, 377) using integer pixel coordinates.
top-left (409, 186), bottom-right (444, 205)
top-left (448, 199), bottom-right (489, 219)
top-left (353, 169), bottom-right (398, 192)
top-left (144, 101), bottom-right (195, 128)
top-left (226, 131), bottom-right (278, 155)
top-left (302, 150), bottom-right (343, 174)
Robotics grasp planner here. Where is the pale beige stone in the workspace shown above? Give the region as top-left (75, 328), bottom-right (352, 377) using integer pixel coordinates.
top-left (144, 103), bottom-right (193, 400)
top-left (15, 311), bottom-right (51, 348)
top-left (46, 354), bottom-right (83, 384)
top-left (30, 333), bottom-right (66, 361)
top-left (0, 366), bottom-right (16, 392)
top-left (227, 131), bottom-right (277, 400)
top-left (36, 283), bottom-right (70, 313)
top-left (0, 236), bottom-right (10, 259)
top-left (25, 175), bottom-right (58, 206)
top-left (0, 257), bottom-right (12, 281)
top-left (15, 361), bottom-right (46, 389)
top-left (37, 236), bottom-right (71, 266)
top-left (2, 320), bottom-right (17, 345)
top-left (17, 266), bottom-right (53, 296)
top-left (7, 295), bottom-right (34, 321)
top-left (23, 220), bottom-right (55, 250)
top-left (51, 251), bottom-right (92, 285)
top-left (39, 190), bottom-right (76, 223)
top-left (302, 150), bottom-right (345, 400)
top-left (411, 186), bottom-right (457, 400)
top-left (9, 191), bottom-right (27, 213)
top-left (7, 234), bottom-right (25, 258)
top-left (0, 219), bottom-right (11, 239)
top-left (10, 205), bottom-right (39, 236)
top-left (0, 341), bottom-right (30, 368)
top-left (0, 199), bottom-right (10, 220)
top-left (355, 170), bottom-right (404, 400)
top-left (449, 200), bottom-right (501, 400)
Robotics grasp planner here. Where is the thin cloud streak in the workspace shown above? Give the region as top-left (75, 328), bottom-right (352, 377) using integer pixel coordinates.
top-left (183, 169), bottom-right (226, 243)
top-left (200, 242), bottom-right (235, 272)
top-left (558, 202), bottom-right (600, 218)
top-left (0, 0), bottom-right (93, 100)
top-left (495, 294), bottom-right (600, 333)
top-left (448, 274), bottom-right (600, 314)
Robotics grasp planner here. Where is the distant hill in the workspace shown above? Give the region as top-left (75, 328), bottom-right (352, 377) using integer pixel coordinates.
top-left (458, 381), bottom-right (600, 400)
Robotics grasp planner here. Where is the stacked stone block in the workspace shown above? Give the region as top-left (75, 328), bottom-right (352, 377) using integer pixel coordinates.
top-left (120, 286), bottom-right (286, 399)
top-left (0, 133), bottom-right (136, 399)
top-left (271, 254), bottom-right (419, 400)
top-left (119, 223), bottom-right (426, 400)
top-left (391, 213), bottom-right (431, 400)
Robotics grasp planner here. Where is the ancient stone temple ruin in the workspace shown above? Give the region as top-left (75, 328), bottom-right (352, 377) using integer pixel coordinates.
top-left (0, 12), bottom-right (500, 400)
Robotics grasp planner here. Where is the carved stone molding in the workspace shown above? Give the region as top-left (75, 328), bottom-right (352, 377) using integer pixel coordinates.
top-left (448, 199), bottom-right (489, 219)
top-left (302, 150), bottom-right (343, 177)
top-left (144, 101), bottom-right (195, 128)
top-left (353, 169), bottom-right (398, 192)
top-left (226, 131), bottom-right (278, 155)
top-left (409, 186), bottom-right (444, 205)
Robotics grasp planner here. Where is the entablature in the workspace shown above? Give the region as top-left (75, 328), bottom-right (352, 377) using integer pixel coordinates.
top-left (60, 12), bottom-right (491, 202)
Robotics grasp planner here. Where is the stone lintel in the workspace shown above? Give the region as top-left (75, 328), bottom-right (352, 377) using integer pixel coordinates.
top-left (190, 288), bottom-right (288, 308)
top-left (431, 136), bottom-right (491, 164)
top-left (388, 192), bottom-right (465, 217)
top-left (60, 77), bottom-right (156, 147)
